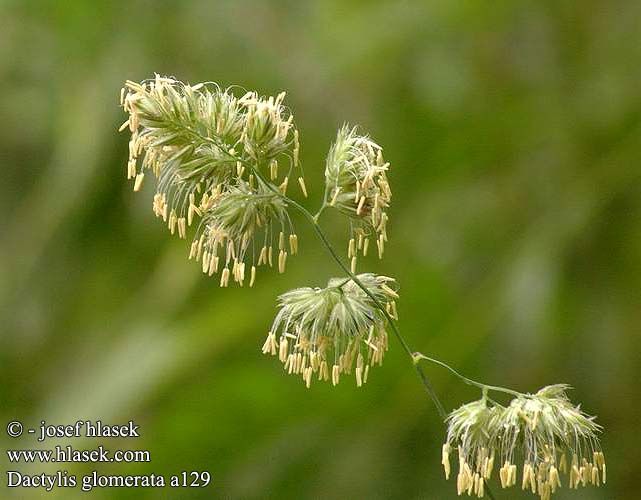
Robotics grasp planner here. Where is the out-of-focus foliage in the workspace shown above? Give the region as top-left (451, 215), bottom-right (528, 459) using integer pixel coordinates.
top-left (0, 1), bottom-right (639, 498)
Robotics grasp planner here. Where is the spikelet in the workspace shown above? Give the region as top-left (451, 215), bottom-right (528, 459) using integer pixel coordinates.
top-left (442, 385), bottom-right (604, 498)
top-left (120, 76), bottom-right (304, 287)
top-left (191, 182), bottom-right (298, 286)
top-left (261, 274), bottom-right (398, 387)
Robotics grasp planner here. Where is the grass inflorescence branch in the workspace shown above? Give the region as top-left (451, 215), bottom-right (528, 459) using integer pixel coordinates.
top-left (119, 75), bottom-right (605, 499)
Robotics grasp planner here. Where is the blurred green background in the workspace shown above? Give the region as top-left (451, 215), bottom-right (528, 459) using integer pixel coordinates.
top-left (1, 1), bottom-right (639, 498)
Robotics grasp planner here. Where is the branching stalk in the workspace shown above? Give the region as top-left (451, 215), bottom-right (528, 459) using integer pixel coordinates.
top-left (121, 77), bottom-right (606, 499)
top-left (207, 127), bottom-right (518, 421)
top-left (250, 165), bottom-right (448, 418)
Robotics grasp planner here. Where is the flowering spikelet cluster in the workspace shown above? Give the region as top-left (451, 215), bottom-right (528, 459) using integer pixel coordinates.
top-left (441, 385), bottom-right (605, 499)
top-left (238, 90), bottom-right (300, 167)
top-left (324, 125), bottom-right (391, 270)
top-left (261, 274), bottom-right (399, 388)
top-left (120, 75), bottom-right (306, 286)
top-left (188, 181), bottom-right (296, 287)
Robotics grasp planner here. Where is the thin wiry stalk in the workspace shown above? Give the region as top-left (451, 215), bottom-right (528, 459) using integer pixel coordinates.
top-left (413, 353), bottom-right (523, 398)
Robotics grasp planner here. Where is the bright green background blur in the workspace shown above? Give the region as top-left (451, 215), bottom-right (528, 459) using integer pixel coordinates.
top-left (1, 1), bottom-right (639, 499)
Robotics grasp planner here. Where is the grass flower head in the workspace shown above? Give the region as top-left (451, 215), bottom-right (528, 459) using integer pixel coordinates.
top-left (121, 76), bottom-right (303, 286)
top-left (262, 274), bottom-right (399, 388)
top-left (325, 125), bottom-right (391, 261)
top-left (188, 180), bottom-right (296, 287)
top-left (441, 385), bottom-right (605, 499)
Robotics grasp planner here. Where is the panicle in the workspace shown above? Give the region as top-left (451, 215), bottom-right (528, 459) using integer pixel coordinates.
top-left (441, 385), bottom-right (604, 498)
top-left (120, 76), bottom-right (305, 286)
top-left (325, 125), bottom-right (391, 261)
top-left (262, 274), bottom-right (398, 387)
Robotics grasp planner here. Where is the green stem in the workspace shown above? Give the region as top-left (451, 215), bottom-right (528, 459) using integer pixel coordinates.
top-left (313, 202), bottom-right (327, 223)
top-left (334, 277), bottom-right (352, 289)
top-left (313, 186), bottom-right (330, 222)
top-left (412, 353), bottom-right (523, 398)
